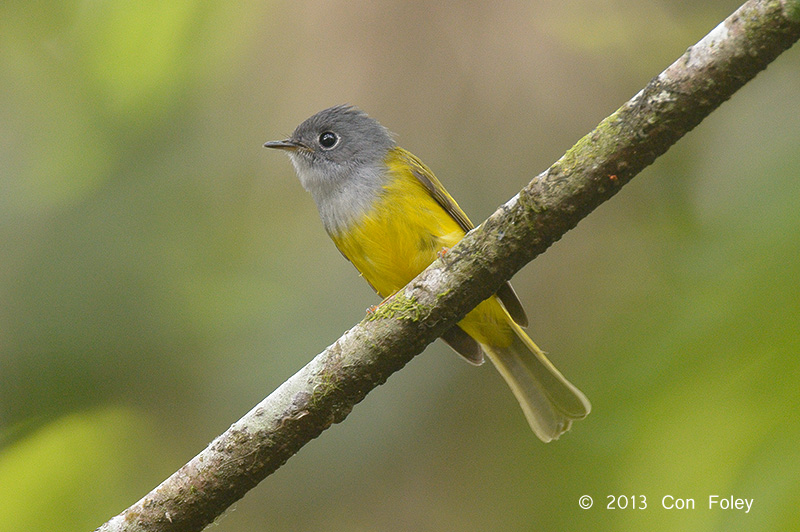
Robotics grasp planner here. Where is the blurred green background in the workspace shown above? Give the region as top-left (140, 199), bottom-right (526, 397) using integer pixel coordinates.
top-left (2, 1), bottom-right (799, 530)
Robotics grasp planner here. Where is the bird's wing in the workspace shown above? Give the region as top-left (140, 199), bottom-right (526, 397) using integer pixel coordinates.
top-left (397, 148), bottom-right (529, 327)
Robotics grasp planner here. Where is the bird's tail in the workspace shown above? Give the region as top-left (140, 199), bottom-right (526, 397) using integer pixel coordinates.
top-left (483, 322), bottom-right (591, 442)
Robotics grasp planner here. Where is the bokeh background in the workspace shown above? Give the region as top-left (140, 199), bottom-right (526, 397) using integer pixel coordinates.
top-left (2, 1), bottom-right (799, 530)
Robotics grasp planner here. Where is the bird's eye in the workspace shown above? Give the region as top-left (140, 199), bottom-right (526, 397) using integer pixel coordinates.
top-left (318, 131), bottom-right (338, 149)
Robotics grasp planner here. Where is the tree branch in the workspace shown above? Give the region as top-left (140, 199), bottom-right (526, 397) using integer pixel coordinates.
top-left (96, 1), bottom-right (800, 530)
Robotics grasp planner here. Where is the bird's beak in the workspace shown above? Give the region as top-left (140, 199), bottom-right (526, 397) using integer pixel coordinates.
top-left (263, 139), bottom-right (303, 151)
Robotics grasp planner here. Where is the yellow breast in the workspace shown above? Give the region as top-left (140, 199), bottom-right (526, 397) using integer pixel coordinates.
top-left (330, 150), bottom-right (464, 297)
top-left (330, 147), bottom-right (515, 348)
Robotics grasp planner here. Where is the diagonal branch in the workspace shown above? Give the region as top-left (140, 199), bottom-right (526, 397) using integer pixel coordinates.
top-left (96, 1), bottom-right (800, 531)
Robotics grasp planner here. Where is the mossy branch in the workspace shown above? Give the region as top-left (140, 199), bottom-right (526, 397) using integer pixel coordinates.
top-left (96, 2), bottom-right (800, 531)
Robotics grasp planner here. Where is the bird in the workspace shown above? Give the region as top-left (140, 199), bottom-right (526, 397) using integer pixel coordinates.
top-left (265, 105), bottom-right (590, 441)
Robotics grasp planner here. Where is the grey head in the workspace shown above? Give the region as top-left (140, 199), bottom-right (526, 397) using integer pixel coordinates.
top-left (264, 105), bottom-right (396, 234)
